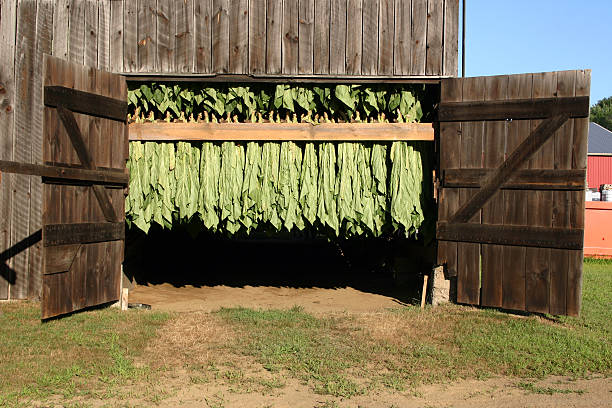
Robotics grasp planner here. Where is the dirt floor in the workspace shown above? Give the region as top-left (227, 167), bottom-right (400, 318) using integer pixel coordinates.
top-left (98, 375), bottom-right (610, 408)
top-left (129, 284), bottom-right (409, 313)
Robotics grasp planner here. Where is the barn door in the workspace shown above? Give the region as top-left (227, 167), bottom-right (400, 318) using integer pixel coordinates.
top-left (436, 70), bottom-right (591, 316)
top-left (41, 55), bottom-right (128, 319)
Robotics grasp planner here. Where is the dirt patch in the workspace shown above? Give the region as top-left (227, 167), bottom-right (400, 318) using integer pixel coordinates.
top-left (129, 283), bottom-right (409, 313)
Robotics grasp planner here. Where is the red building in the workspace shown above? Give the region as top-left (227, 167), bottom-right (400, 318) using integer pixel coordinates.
top-left (587, 122), bottom-right (612, 189)
top-left (585, 122), bottom-right (612, 258)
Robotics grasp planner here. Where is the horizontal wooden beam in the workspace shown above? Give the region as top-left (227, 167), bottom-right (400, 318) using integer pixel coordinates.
top-left (0, 160), bottom-right (128, 185)
top-left (43, 222), bottom-right (124, 247)
top-left (443, 169), bottom-right (586, 190)
top-left (437, 96), bottom-right (590, 122)
top-left (129, 122), bottom-right (435, 142)
top-left (436, 222), bottom-right (584, 250)
top-left (121, 73), bottom-right (446, 85)
top-left (45, 86), bottom-right (127, 122)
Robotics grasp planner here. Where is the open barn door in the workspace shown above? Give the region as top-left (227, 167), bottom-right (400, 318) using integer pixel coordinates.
top-left (41, 56), bottom-right (128, 319)
top-left (436, 70), bottom-right (591, 316)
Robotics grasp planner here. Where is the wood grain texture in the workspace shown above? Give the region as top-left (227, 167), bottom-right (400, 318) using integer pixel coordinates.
top-left (329, 0), bottom-right (346, 74)
top-left (11, 0), bottom-right (37, 300)
top-left (228, 0), bottom-right (247, 74)
top-left (501, 73), bottom-right (532, 312)
top-left (157, 0), bottom-right (175, 72)
top-left (437, 77), bottom-right (462, 281)
top-left (52, 0), bottom-right (70, 60)
top-left (282, 0), bottom-right (299, 74)
top-left (266, 0), bottom-right (282, 74)
top-left (129, 121), bottom-right (435, 141)
top-left (84, 0), bottom-right (98, 68)
top-left (345, 0), bottom-right (362, 74)
top-left (313, 0), bottom-right (330, 74)
top-left (0, 0), bottom-right (16, 299)
top-left (298, 0), bottom-right (314, 74)
top-left (212, 0), bottom-right (229, 73)
top-left (195, 0), bottom-right (213, 73)
top-left (410, 0), bottom-right (426, 75)
top-left (137, 0), bottom-right (155, 71)
top-left (443, 168), bottom-right (585, 191)
top-left (109, 0), bottom-right (123, 72)
top-left (98, 0), bottom-right (110, 70)
top-left (361, 0), bottom-right (377, 75)
top-left (248, 0), bottom-right (266, 74)
top-left (175, 0), bottom-right (194, 73)
top-left (425, 0), bottom-right (442, 75)
top-left (456, 76), bottom-right (483, 306)
top-left (123, 0), bottom-right (138, 71)
top-left (393, 0), bottom-right (411, 75)
top-left (68, 0), bottom-right (85, 65)
top-left (443, 0), bottom-right (458, 76)
top-left (377, 0), bottom-right (393, 74)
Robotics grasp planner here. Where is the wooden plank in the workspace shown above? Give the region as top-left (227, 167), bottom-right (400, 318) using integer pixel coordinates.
top-left (109, 0), bottom-right (124, 72)
top-left (45, 86), bottom-right (128, 122)
top-left (525, 71), bottom-right (556, 314)
top-left (548, 70), bottom-right (575, 316)
top-left (98, 0), bottom-right (111, 70)
top-left (456, 76), bottom-right (484, 306)
top-left (41, 270), bottom-right (72, 319)
top-left (501, 73), bottom-right (532, 312)
top-left (410, 0), bottom-right (427, 75)
top-left (12, 0), bottom-right (38, 300)
top-left (44, 244), bottom-right (80, 275)
top-left (212, 0), bottom-right (229, 73)
top-left (345, 0), bottom-right (361, 74)
top-left (52, 0), bottom-right (70, 60)
top-left (248, 0), bottom-right (266, 74)
top-left (157, 0), bottom-right (176, 73)
top-left (313, 0), bottom-right (330, 74)
top-left (361, 0), bottom-right (377, 75)
top-left (425, 0), bottom-right (443, 75)
top-left (68, 0), bottom-right (85, 65)
top-left (0, 0), bottom-right (17, 299)
top-left (437, 77), bottom-right (462, 280)
top-left (228, 0), bottom-right (248, 74)
top-left (282, 0), bottom-right (299, 74)
top-left (437, 223), bottom-right (584, 250)
top-left (449, 114), bottom-right (570, 225)
top-left (479, 75), bottom-right (507, 308)
top-left (43, 222), bottom-right (125, 246)
top-left (176, 0), bottom-right (194, 73)
top-left (84, 0), bottom-right (98, 68)
top-left (437, 96), bottom-right (590, 122)
top-left (123, 0), bottom-right (138, 72)
top-left (393, 0), bottom-right (411, 75)
top-left (0, 161), bottom-right (128, 185)
top-left (378, 0), bottom-right (393, 74)
top-left (443, 168), bottom-right (586, 191)
top-left (329, 0), bottom-right (346, 75)
top-left (298, 0), bottom-right (315, 74)
top-left (567, 70), bottom-right (591, 317)
top-left (138, 0), bottom-right (156, 71)
top-left (442, 0), bottom-right (459, 76)
top-left (129, 121), bottom-right (435, 141)
top-left (195, 0), bottom-right (213, 73)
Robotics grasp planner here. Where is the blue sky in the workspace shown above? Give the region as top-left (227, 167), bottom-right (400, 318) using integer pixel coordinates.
top-left (460, 1), bottom-right (611, 105)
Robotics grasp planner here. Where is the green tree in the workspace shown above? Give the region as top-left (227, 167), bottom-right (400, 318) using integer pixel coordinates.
top-left (590, 97), bottom-right (612, 131)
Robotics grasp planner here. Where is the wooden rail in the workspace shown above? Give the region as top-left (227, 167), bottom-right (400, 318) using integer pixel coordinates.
top-left (128, 122), bottom-right (435, 142)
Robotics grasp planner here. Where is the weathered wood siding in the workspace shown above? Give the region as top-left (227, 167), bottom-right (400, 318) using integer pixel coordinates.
top-left (0, 0), bottom-right (458, 300)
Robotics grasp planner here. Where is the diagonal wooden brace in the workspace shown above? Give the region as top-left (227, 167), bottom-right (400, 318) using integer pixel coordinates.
top-left (448, 114), bottom-right (570, 224)
top-left (56, 106), bottom-right (118, 223)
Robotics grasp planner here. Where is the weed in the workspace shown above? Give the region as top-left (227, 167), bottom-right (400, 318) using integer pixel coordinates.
top-left (516, 381), bottom-right (586, 395)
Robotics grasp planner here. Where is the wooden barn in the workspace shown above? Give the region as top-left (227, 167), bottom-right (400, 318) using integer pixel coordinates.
top-left (0, 0), bottom-right (590, 320)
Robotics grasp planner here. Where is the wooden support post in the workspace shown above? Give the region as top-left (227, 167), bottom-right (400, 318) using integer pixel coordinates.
top-left (421, 274), bottom-right (429, 308)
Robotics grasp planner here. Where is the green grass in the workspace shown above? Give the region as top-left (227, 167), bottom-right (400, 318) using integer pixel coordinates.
top-left (0, 260), bottom-right (610, 405)
top-left (516, 381), bottom-right (585, 395)
top-left (215, 261), bottom-right (612, 396)
top-left (0, 303), bottom-right (170, 407)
